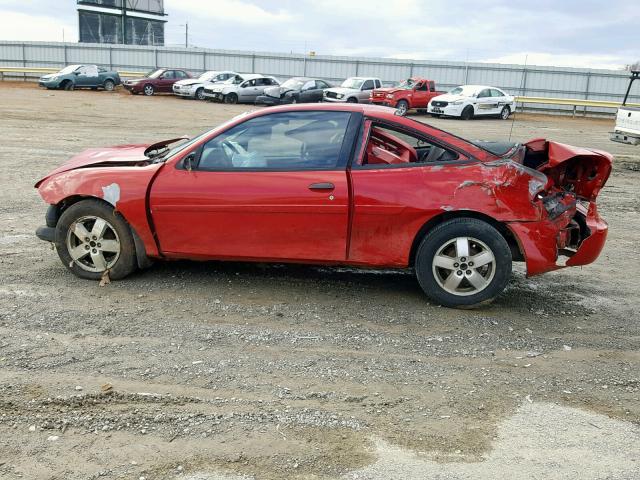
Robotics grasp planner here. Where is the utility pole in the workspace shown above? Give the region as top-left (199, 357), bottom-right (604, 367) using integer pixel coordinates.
top-left (185, 22), bottom-right (188, 48)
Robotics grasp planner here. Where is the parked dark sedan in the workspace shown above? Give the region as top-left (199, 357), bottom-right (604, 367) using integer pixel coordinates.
top-left (38, 64), bottom-right (121, 91)
top-left (255, 77), bottom-right (331, 105)
top-left (123, 68), bottom-right (192, 96)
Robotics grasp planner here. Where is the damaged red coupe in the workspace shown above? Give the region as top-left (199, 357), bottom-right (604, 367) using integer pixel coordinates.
top-left (34, 104), bottom-right (611, 307)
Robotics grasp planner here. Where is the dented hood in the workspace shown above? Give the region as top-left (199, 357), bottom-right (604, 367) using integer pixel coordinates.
top-left (523, 139), bottom-right (612, 200)
top-left (35, 143), bottom-right (150, 188)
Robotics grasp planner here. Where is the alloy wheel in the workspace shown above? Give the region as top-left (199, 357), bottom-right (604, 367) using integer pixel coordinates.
top-left (66, 215), bottom-right (121, 272)
top-left (431, 236), bottom-right (496, 296)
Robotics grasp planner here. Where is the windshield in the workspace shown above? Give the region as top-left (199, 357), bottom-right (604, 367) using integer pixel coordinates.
top-left (341, 78), bottom-right (364, 89)
top-left (281, 78), bottom-right (305, 90)
top-left (448, 86), bottom-right (478, 96)
top-left (58, 65), bottom-right (81, 75)
top-left (397, 78), bottom-right (416, 90)
top-left (146, 69), bottom-right (164, 79)
top-left (159, 111), bottom-right (254, 162)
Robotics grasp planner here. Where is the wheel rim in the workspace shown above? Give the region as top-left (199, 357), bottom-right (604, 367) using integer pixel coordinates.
top-left (397, 102), bottom-right (407, 115)
top-left (144, 85), bottom-right (153, 95)
top-left (196, 88), bottom-right (204, 100)
top-left (105, 81), bottom-right (114, 91)
top-left (66, 216), bottom-right (121, 273)
top-left (501, 107), bottom-right (509, 119)
top-left (432, 236), bottom-right (496, 296)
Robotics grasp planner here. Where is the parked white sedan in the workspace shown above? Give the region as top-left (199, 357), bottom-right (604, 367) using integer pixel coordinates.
top-left (172, 70), bottom-right (238, 100)
top-left (428, 85), bottom-right (515, 120)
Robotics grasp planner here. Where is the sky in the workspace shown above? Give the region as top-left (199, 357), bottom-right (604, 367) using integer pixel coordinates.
top-left (0, 0), bottom-right (638, 70)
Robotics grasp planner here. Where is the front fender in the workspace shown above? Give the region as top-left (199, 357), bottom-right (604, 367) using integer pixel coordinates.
top-left (37, 165), bottom-right (162, 257)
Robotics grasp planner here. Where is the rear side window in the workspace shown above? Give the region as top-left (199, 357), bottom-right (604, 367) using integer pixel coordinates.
top-left (359, 123), bottom-right (459, 167)
top-left (490, 89), bottom-right (504, 97)
top-left (197, 111), bottom-right (352, 171)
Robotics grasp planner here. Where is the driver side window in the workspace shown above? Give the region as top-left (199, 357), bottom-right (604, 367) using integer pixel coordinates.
top-left (196, 111), bottom-right (352, 171)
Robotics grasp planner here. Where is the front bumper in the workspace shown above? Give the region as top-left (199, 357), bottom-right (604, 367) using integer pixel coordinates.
top-left (173, 86), bottom-right (196, 98)
top-left (370, 99), bottom-right (395, 108)
top-left (123, 83), bottom-right (142, 93)
top-left (508, 202), bottom-right (607, 276)
top-left (39, 80), bottom-right (60, 89)
top-left (428, 104), bottom-right (464, 116)
top-left (35, 205), bottom-right (59, 243)
top-left (203, 91), bottom-right (224, 102)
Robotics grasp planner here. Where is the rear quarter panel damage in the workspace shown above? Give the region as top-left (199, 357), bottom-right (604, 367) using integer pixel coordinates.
top-left (37, 165), bottom-right (161, 257)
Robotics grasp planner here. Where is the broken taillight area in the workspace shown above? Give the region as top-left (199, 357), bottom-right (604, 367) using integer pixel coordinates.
top-left (538, 190), bottom-right (577, 219)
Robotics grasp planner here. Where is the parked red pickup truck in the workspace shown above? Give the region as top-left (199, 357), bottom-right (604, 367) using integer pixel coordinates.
top-left (370, 78), bottom-right (444, 115)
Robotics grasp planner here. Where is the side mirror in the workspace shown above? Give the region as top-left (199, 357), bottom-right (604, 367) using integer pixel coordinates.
top-left (183, 152), bottom-right (196, 171)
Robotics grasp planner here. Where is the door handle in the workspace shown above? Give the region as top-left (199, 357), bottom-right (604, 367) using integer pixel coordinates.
top-left (308, 182), bottom-right (335, 191)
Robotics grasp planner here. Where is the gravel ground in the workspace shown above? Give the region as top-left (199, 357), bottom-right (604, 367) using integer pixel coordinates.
top-left (0, 83), bottom-right (638, 479)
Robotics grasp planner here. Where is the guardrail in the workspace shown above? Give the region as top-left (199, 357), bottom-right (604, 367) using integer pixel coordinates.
top-left (514, 96), bottom-right (639, 117)
top-left (0, 66), bottom-right (145, 79)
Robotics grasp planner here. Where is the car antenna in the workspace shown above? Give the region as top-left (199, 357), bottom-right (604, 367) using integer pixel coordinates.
top-left (509, 54), bottom-right (528, 142)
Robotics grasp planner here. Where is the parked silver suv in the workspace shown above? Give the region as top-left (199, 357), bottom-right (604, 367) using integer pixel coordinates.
top-left (202, 74), bottom-right (280, 104)
top-left (323, 77), bottom-right (382, 103)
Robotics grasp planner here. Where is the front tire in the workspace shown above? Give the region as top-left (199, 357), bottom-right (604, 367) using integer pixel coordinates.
top-left (461, 105), bottom-right (474, 120)
top-left (55, 200), bottom-right (137, 281)
top-left (195, 87), bottom-right (205, 100)
top-left (62, 80), bottom-right (74, 91)
top-left (346, 97), bottom-right (358, 103)
top-left (225, 93), bottom-right (238, 104)
top-left (415, 218), bottom-right (512, 308)
top-left (143, 84), bottom-right (154, 96)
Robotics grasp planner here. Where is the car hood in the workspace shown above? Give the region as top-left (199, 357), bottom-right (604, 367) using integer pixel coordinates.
top-left (174, 79), bottom-right (202, 87)
top-left (326, 87), bottom-right (359, 95)
top-left (124, 77), bottom-right (148, 83)
top-left (40, 74), bottom-right (56, 80)
top-left (431, 94), bottom-right (468, 103)
top-left (33, 139), bottom-right (188, 188)
top-left (263, 86), bottom-right (297, 98)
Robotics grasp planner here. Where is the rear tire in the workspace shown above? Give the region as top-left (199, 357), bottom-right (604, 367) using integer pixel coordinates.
top-left (103, 79), bottom-right (115, 91)
top-left (461, 105), bottom-right (474, 120)
top-left (500, 106), bottom-right (511, 120)
top-left (55, 199), bottom-right (137, 281)
top-left (414, 218), bottom-right (512, 308)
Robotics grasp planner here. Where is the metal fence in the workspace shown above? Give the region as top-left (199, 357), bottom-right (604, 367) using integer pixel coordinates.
top-left (1, 40), bottom-right (637, 115)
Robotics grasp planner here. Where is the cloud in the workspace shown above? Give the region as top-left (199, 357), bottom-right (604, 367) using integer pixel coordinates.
top-left (168, 0), bottom-right (294, 25)
top-left (0, 11), bottom-right (76, 42)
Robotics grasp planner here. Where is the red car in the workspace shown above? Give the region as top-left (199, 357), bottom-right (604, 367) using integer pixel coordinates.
top-left (34, 104), bottom-right (611, 307)
top-left (123, 68), bottom-right (192, 96)
top-left (370, 78), bottom-right (444, 115)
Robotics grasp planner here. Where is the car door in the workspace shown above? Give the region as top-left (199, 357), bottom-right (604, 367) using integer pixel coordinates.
top-left (348, 120), bottom-right (469, 266)
top-left (237, 79), bottom-right (260, 102)
top-left (359, 79), bottom-right (375, 102)
top-left (75, 65), bottom-right (99, 87)
top-left (490, 88), bottom-right (508, 113)
top-left (474, 88), bottom-right (495, 115)
top-left (149, 110), bottom-right (359, 261)
top-left (412, 81), bottom-right (431, 106)
top-left (157, 70), bottom-right (175, 92)
top-left (298, 80), bottom-right (320, 103)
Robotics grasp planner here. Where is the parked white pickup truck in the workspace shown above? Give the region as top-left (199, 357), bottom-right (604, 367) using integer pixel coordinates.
top-left (610, 71), bottom-right (640, 145)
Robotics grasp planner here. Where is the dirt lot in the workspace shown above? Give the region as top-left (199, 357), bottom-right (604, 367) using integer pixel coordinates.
top-left (0, 83), bottom-right (638, 480)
